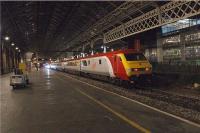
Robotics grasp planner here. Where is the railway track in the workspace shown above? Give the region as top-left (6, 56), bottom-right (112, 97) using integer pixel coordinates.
top-left (133, 87), bottom-right (200, 112)
top-left (61, 70), bottom-right (200, 111)
top-left (59, 69), bottom-right (200, 111)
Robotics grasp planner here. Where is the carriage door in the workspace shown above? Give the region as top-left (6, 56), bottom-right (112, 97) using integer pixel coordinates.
top-left (113, 55), bottom-right (118, 76)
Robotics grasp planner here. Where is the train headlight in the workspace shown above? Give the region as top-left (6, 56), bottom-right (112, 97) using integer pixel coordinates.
top-left (145, 67), bottom-right (151, 71)
top-left (129, 68), bottom-right (139, 72)
top-left (126, 68), bottom-right (132, 73)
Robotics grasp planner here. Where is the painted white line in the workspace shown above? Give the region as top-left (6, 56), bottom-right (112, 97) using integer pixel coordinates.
top-left (58, 71), bottom-right (200, 128)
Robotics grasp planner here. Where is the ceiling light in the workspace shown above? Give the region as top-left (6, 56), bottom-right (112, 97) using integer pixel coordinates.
top-left (4, 36), bottom-right (10, 41)
top-left (15, 47), bottom-right (18, 50)
top-left (11, 43), bottom-right (15, 46)
top-left (18, 50), bottom-right (21, 52)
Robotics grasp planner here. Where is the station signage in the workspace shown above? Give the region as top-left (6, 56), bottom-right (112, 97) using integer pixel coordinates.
top-left (162, 35), bottom-right (180, 45)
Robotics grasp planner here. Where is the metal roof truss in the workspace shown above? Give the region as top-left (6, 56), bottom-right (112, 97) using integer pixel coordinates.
top-left (104, 1), bottom-right (200, 43)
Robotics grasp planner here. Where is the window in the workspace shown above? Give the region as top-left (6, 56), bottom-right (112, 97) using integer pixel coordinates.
top-left (82, 60), bottom-right (87, 66)
top-left (185, 46), bottom-right (200, 58)
top-left (99, 59), bottom-right (101, 64)
top-left (161, 18), bottom-right (200, 34)
top-left (88, 60), bottom-right (90, 65)
top-left (124, 53), bottom-right (146, 61)
top-left (197, 19), bottom-right (200, 24)
top-left (163, 48), bottom-right (181, 59)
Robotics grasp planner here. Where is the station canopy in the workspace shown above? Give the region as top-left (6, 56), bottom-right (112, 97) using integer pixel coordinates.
top-left (1, 1), bottom-right (186, 57)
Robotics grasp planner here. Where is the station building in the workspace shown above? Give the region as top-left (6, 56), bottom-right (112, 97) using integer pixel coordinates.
top-left (144, 18), bottom-right (200, 65)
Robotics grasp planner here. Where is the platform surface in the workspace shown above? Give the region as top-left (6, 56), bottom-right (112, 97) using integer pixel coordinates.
top-left (1, 69), bottom-right (200, 133)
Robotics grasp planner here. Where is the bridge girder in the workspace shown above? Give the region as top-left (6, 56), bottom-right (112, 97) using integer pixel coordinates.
top-left (104, 1), bottom-right (200, 43)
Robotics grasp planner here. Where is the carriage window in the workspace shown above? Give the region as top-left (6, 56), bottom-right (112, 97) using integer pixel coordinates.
top-left (82, 60), bottom-right (87, 66)
top-left (99, 59), bottom-right (101, 64)
top-left (124, 53), bottom-right (146, 61)
top-left (88, 60), bottom-right (90, 65)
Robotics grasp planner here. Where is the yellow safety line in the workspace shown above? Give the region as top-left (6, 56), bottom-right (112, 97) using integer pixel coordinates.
top-left (55, 75), bottom-right (151, 133)
top-left (56, 71), bottom-right (200, 128)
top-left (76, 88), bottom-right (151, 133)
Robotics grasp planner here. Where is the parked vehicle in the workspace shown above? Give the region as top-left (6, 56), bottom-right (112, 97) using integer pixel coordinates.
top-left (10, 69), bottom-right (29, 89)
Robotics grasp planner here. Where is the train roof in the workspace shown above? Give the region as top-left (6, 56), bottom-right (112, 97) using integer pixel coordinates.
top-left (65, 49), bottom-right (142, 62)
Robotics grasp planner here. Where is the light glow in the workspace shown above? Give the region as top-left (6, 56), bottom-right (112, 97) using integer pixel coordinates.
top-left (145, 68), bottom-right (150, 71)
top-left (4, 36), bottom-right (10, 41)
top-left (45, 64), bottom-right (50, 69)
top-left (15, 47), bottom-right (19, 50)
top-left (11, 43), bottom-right (15, 46)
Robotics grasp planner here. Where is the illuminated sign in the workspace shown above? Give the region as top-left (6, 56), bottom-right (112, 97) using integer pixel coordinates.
top-left (163, 35), bottom-right (180, 45)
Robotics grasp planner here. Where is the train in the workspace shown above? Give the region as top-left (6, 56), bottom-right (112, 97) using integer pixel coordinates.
top-left (50, 49), bottom-right (152, 86)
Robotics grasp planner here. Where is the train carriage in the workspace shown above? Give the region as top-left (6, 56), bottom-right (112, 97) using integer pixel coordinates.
top-left (63, 60), bottom-right (81, 74)
top-left (60, 49), bottom-right (152, 84)
top-left (80, 56), bottom-right (115, 77)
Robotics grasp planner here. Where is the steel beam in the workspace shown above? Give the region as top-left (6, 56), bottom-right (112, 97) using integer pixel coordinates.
top-left (64, 1), bottom-right (149, 50)
top-left (104, 1), bottom-right (200, 43)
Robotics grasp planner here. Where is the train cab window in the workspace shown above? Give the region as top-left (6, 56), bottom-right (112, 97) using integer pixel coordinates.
top-left (82, 60), bottom-right (87, 66)
top-left (99, 59), bottom-right (101, 64)
top-left (88, 60), bottom-right (90, 65)
top-left (124, 53), bottom-right (146, 61)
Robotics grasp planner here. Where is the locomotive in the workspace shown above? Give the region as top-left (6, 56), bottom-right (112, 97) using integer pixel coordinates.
top-left (52, 49), bottom-right (152, 85)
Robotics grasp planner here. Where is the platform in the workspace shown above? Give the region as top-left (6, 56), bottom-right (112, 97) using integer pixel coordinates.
top-left (1, 69), bottom-right (200, 133)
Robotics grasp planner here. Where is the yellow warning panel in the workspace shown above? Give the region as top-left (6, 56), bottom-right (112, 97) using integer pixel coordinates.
top-left (19, 63), bottom-right (27, 73)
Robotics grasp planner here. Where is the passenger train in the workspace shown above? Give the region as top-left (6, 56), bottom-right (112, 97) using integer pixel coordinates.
top-left (51, 49), bottom-right (152, 85)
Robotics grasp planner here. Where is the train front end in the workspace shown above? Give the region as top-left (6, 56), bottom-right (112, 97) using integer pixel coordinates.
top-left (121, 52), bottom-right (152, 82)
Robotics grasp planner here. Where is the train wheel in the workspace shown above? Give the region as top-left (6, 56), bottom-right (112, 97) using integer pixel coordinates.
top-left (129, 81), bottom-right (135, 88)
top-left (110, 78), bottom-right (116, 85)
top-left (115, 79), bottom-right (122, 86)
top-left (114, 78), bottom-right (119, 85)
top-left (122, 81), bottom-right (131, 89)
top-left (133, 81), bottom-right (140, 89)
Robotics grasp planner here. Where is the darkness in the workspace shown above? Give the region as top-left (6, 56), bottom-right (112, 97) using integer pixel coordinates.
top-left (1, 1), bottom-right (164, 58)
top-left (1, 1), bottom-right (124, 57)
